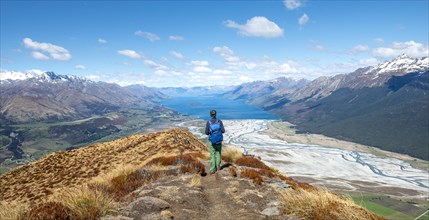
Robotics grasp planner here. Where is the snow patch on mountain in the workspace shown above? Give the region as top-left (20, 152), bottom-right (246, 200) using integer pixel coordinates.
top-left (0, 70), bottom-right (89, 84)
top-left (0, 69), bottom-right (45, 81)
top-left (366, 54), bottom-right (428, 75)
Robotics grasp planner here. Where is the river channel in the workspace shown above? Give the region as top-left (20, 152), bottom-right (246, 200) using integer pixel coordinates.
top-left (183, 119), bottom-right (429, 198)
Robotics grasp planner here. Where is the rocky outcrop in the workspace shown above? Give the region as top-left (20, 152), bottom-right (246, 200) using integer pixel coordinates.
top-left (102, 159), bottom-right (292, 220)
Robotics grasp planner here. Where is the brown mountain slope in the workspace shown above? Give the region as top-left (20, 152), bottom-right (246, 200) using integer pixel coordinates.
top-left (0, 128), bottom-right (206, 206)
top-left (0, 128), bottom-right (384, 220)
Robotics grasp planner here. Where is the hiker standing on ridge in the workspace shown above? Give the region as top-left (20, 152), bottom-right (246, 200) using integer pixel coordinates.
top-left (205, 109), bottom-right (225, 174)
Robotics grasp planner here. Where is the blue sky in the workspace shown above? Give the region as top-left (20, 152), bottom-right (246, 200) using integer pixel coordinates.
top-left (1, 0), bottom-right (428, 87)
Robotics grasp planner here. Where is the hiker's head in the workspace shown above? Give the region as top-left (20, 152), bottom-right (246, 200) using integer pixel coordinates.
top-left (210, 109), bottom-right (217, 118)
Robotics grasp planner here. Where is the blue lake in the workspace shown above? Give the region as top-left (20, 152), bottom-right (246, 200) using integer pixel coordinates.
top-left (161, 96), bottom-right (278, 120)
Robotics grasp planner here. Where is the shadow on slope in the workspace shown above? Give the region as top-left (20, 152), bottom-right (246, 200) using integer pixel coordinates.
top-left (276, 71), bottom-right (429, 160)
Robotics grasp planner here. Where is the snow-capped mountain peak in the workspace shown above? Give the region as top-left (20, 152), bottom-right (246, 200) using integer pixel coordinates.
top-left (393, 53), bottom-right (413, 61)
top-left (368, 54), bottom-right (429, 75)
top-left (0, 69), bottom-right (44, 81)
top-left (0, 70), bottom-right (88, 84)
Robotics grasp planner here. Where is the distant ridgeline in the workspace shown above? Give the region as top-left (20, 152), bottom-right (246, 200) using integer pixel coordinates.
top-left (0, 70), bottom-right (173, 174)
top-left (1, 55), bottom-right (428, 162)
top-left (223, 55), bottom-right (429, 160)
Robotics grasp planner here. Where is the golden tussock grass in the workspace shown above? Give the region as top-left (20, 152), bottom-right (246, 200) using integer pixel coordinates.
top-left (201, 151), bottom-right (211, 160)
top-left (228, 166), bottom-right (238, 177)
top-left (147, 153), bottom-right (206, 174)
top-left (257, 168), bottom-right (276, 178)
top-left (145, 163), bottom-right (168, 172)
top-left (23, 201), bottom-right (71, 220)
top-left (90, 153), bottom-right (206, 201)
top-left (0, 129), bottom-right (208, 218)
top-left (187, 152), bottom-right (209, 160)
top-left (240, 169), bottom-right (263, 185)
top-left (0, 201), bottom-right (27, 220)
top-left (190, 174), bottom-right (202, 188)
top-left (0, 128), bottom-right (207, 207)
top-left (56, 185), bottom-right (117, 219)
top-left (235, 156), bottom-right (271, 170)
top-left (279, 174), bottom-right (316, 191)
top-left (161, 210), bottom-right (174, 219)
top-left (109, 170), bottom-right (143, 199)
top-left (106, 169), bottom-right (166, 200)
top-left (222, 147), bottom-right (243, 163)
top-left (279, 188), bottom-right (385, 220)
top-left (89, 164), bottom-right (139, 186)
top-left (270, 167), bottom-right (280, 173)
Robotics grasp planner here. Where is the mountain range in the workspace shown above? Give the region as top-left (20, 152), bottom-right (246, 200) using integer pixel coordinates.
top-left (0, 71), bottom-right (189, 174)
top-left (0, 71), bottom-right (162, 123)
top-left (157, 85), bottom-right (234, 97)
top-left (223, 55), bottom-right (429, 160)
top-left (1, 54), bottom-right (428, 162)
top-left (222, 76), bottom-right (308, 101)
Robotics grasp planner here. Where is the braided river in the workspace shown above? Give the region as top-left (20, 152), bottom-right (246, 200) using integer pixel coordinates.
top-left (184, 119), bottom-right (429, 199)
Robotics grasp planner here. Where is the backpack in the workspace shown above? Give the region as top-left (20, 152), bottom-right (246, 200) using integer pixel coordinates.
top-left (208, 119), bottom-right (223, 144)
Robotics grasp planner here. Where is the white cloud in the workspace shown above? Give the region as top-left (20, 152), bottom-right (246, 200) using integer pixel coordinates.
top-left (278, 62), bottom-right (300, 74)
top-left (191, 60), bottom-right (209, 66)
top-left (23, 38), bottom-right (71, 61)
top-left (244, 62), bottom-right (257, 70)
top-left (190, 60), bottom-right (211, 73)
top-left (162, 70), bottom-right (182, 76)
top-left (310, 40), bottom-right (325, 52)
top-left (117, 50), bottom-right (141, 59)
top-left (373, 41), bottom-right (429, 58)
top-left (85, 74), bottom-right (100, 80)
top-left (135, 30), bottom-right (160, 42)
top-left (213, 69), bottom-right (232, 75)
top-left (298, 13), bottom-right (309, 26)
top-left (144, 60), bottom-right (160, 68)
top-left (98, 38), bottom-right (107, 44)
top-left (358, 58), bottom-right (379, 66)
top-left (161, 57), bottom-right (169, 64)
top-left (284, 0), bottom-right (304, 10)
top-left (212, 46), bottom-right (310, 82)
top-left (170, 51), bottom-right (184, 60)
top-left (104, 43), bottom-right (418, 87)
top-left (31, 51), bottom-right (49, 60)
top-left (350, 44), bottom-right (370, 54)
top-left (239, 75), bottom-right (251, 82)
top-left (213, 46), bottom-right (234, 55)
top-left (314, 44), bottom-right (325, 51)
top-left (193, 66), bottom-right (212, 73)
top-left (143, 59), bottom-right (169, 74)
top-left (373, 38), bottom-right (384, 44)
top-left (169, 35), bottom-right (184, 41)
top-left (213, 46), bottom-right (241, 66)
top-left (75, 64), bottom-right (86, 70)
top-left (225, 16), bottom-right (284, 38)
